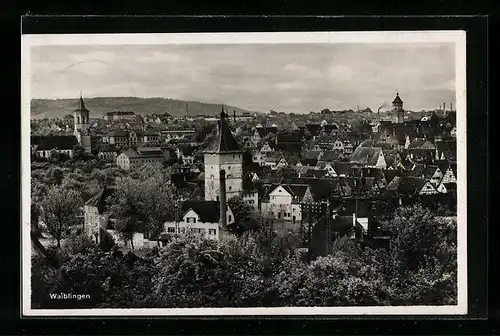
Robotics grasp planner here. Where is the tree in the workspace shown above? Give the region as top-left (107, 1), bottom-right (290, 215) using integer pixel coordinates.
top-left (72, 145), bottom-right (86, 161)
top-left (227, 196), bottom-right (261, 233)
top-left (39, 186), bottom-right (83, 248)
top-left (151, 233), bottom-right (227, 307)
top-left (108, 164), bottom-right (178, 248)
top-left (380, 204), bottom-right (457, 305)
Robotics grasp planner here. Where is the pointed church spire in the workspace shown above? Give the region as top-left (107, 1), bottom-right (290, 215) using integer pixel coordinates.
top-left (76, 91), bottom-right (89, 112)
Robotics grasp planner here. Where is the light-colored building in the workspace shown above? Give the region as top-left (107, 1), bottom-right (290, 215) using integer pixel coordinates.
top-left (116, 147), bottom-right (165, 170)
top-left (204, 108), bottom-right (244, 201)
top-left (163, 200), bottom-right (235, 241)
top-left (260, 184), bottom-right (311, 224)
top-left (105, 130), bottom-right (160, 147)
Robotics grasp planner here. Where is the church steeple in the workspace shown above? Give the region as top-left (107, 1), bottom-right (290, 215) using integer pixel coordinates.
top-left (76, 91), bottom-right (89, 113)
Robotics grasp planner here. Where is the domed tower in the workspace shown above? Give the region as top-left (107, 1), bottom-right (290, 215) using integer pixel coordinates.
top-left (203, 106), bottom-right (244, 201)
top-left (74, 93), bottom-right (92, 153)
top-left (392, 91), bottom-right (404, 123)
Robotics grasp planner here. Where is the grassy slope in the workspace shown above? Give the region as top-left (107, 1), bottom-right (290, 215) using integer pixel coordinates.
top-left (30, 97), bottom-right (259, 119)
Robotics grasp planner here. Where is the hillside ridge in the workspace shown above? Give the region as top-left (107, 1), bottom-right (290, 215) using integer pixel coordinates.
top-left (30, 97), bottom-right (260, 119)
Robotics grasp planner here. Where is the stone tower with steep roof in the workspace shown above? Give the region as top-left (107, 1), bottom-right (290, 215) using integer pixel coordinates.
top-left (392, 92), bottom-right (404, 124)
top-left (203, 106), bottom-right (244, 201)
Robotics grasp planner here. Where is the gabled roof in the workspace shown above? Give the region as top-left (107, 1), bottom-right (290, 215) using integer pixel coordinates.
top-left (332, 161), bottom-right (353, 176)
top-left (382, 169), bottom-right (404, 184)
top-left (386, 176), bottom-right (426, 195)
top-left (408, 138), bottom-right (436, 150)
top-left (319, 150), bottom-right (342, 162)
top-left (422, 165), bottom-right (439, 179)
top-left (204, 108), bottom-right (242, 153)
top-left (31, 135), bottom-right (79, 151)
top-left (350, 147), bottom-right (383, 166)
top-left (181, 200), bottom-right (226, 223)
top-left (302, 151), bottom-right (323, 160)
top-left (304, 169), bottom-right (328, 178)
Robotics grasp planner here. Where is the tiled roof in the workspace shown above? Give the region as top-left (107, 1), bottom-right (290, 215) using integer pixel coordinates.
top-left (350, 147), bottom-right (383, 166)
top-left (319, 150), bottom-right (343, 162)
top-left (304, 169), bottom-right (328, 178)
top-left (31, 135), bottom-right (79, 151)
top-left (386, 176), bottom-right (426, 195)
top-left (181, 200), bottom-right (225, 223)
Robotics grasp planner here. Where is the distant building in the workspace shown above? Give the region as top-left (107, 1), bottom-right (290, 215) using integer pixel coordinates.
top-left (116, 147), bottom-right (166, 170)
top-left (160, 129), bottom-right (196, 142)
top-left (105, 111), bottom-right (136, 121)
top-left (104, 130), bottom-right (161, 147)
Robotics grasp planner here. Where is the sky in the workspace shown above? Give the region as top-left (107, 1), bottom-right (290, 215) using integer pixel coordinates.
top-left (30, 43), bottom-right (456, 113)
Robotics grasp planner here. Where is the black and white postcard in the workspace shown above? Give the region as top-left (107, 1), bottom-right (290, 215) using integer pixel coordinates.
top-left (21, 31), bottom-right (467, 316)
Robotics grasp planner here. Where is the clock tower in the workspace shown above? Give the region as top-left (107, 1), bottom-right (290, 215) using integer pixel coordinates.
top-left (204, 106), bottom-right (243, 201)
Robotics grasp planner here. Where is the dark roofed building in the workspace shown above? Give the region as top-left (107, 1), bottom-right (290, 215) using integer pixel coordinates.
top-left (435, 140), bottom-right (457, 161)
top-left (181, 200), bottom-right (225, 223)
top-left (31, 135), bottom-right (79, 159)
top-left (350, 147), bottom-right (386, 169)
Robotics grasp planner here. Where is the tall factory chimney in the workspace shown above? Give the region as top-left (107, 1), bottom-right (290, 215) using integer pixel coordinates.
top-left (233, 110), bottom-right (236, 123)
top-left (219, 169), bottom-right (227, 230)
top-left (450, 102), bottom-right (453, 112)
top-left (443, 102), bottom-right (446, 113)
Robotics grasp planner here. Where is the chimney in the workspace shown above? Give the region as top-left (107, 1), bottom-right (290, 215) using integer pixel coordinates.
top-left (450, 102), bottom-right (453, 111)
top-left (351, 213), bottom-right (357, 239)
top-left (443, 102), bottom-right (446, 112)
top-left (219, 169), bottom-right (227, 230)
top-left (233, 110), bottom-right (236, 123)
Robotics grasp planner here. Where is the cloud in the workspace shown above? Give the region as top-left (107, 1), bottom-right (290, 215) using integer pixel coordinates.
top-left (29, 43), bottom-right (456, 112)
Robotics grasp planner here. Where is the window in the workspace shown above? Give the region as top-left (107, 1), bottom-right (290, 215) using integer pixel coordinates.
top-left (209, 229), bottom-right (217, 235)
top-left (167, 227), bottom-right (175, 233)
top-left (228, 215), bottom-right (232, 222)
top-left (229, 186), bottom-right (232, 191)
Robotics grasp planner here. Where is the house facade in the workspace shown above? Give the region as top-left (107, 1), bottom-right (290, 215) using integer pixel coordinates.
top-left (162, 200), bottom-right (235, 241)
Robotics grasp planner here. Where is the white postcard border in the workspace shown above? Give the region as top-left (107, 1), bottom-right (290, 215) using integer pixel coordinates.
top-left (21, 30), bottom-right (467, 317)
